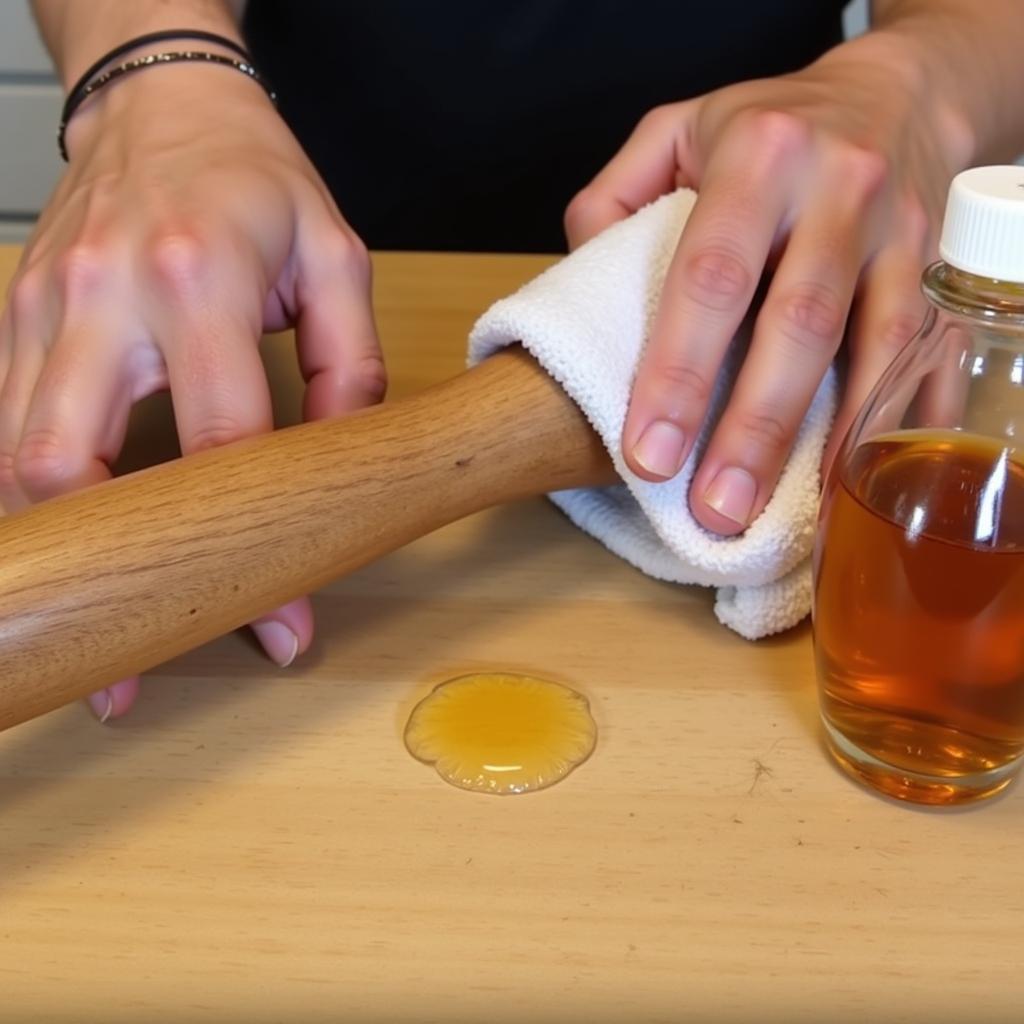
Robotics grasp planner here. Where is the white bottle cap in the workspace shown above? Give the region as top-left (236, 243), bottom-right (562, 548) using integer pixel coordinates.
top-left (939, 165), bottom-right (1024, 282)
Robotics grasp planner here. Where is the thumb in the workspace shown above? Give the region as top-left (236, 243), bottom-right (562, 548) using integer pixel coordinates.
top-left (564, 101), bottom-right (695, 249)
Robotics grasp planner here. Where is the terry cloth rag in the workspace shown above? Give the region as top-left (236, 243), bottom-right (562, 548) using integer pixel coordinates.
top-left (467, 189), bottom-right (838, 640)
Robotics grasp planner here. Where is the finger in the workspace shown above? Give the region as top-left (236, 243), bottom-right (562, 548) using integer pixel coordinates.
top-left (690, 177), bottom-right (871, 534)
top-left (151, 233), bottom-right (273, 454)
top-left (7, 264), bottom-right (148, 721)
top-left (0, 269), bottom-right (52, 513)
top-left (0, 311), bottom-right (18, 514)
top-left (915, 328), bottom-right (971, 429)
top-left (276, 220), bottom-right (382, 668)
top-left (3, 249), bottom-right (148, 722)
top-left (151, 237), bottom-right (306, 667)
top-left (565, 102), bottom-right (692, 248)
top-left (165, 317), bottom-right (305, 666)
top-left (250, 597), bottom-right (314, 668)
top-left (86, 678), bottom-right (141, 723)
top-left (15, 292), bottom-right (150, 725)
top-left (14, 311), bottom-right (135, 505)
top-left (822, 211), bottom-right (932, 479)
top-left (292, 223), bottom-right (386, 421)
top-left (622, 115), bottom-right (804, 484)
top-left (0, 313), bottom-right (11, 386)
top-left (1, 352), bottom-right (54, 516)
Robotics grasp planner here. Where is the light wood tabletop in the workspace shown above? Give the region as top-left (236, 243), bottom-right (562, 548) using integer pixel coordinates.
top-left (0, 244), bottom-right (1021, 1024)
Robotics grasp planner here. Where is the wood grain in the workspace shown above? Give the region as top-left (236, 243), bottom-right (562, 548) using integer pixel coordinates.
top-left (0, 348), bottom-right (612, 730)
top-left (0, 246), bottom-right (1022, 1024)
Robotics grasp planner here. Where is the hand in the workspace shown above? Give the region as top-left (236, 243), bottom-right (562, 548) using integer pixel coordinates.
top-left (565, 32), bottom-right (968, 534)
top-left (0, 64), bottom-right (385, 720)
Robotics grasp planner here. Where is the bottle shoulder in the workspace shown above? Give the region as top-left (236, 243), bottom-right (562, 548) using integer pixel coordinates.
top-left (923, 262), bottom-right (1024, 328)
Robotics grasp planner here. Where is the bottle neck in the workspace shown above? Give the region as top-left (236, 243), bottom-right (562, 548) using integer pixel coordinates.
top-left (922, 261), bottom-right (1024, 325)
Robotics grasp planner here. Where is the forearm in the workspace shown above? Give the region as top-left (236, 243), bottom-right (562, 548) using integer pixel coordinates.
top-left (31, 0), bottom-right (245, 89)
top-left (866, 0), bottom-right (1024, 163)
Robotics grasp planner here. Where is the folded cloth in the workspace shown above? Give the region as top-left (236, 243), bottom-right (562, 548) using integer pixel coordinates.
top-left (467, 189), bottom-right (838, 640)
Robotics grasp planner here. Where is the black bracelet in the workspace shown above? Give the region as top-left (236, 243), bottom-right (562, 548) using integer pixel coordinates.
top-left (58, 30), bottom-right (273, 161)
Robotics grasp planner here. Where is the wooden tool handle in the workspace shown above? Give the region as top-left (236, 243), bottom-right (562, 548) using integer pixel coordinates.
top-left (0, 349), bottom-right (614, 730)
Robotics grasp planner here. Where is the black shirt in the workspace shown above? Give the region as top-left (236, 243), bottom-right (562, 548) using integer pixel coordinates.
top-left (244, 2), bottom-right (848, 252)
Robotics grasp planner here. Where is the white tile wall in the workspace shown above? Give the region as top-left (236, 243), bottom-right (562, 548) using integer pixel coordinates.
top-left (0, 0), bottom-right (51, 72)
top-left (0, 2), bottom-right (60, 239)
top-left (843, 0), bottom-right (869, 38)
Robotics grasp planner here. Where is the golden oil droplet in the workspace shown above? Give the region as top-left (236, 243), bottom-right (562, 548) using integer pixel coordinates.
top-left (404, 673), bottom-right (597, 795)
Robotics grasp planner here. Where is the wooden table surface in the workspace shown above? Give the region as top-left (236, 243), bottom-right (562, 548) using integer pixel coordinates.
top-left (0, 245), bottom-right (1021, 1023)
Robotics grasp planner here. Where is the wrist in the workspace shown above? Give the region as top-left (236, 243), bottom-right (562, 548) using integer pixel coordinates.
top-left (36, 1), bottom-right (243, 90)
top-left (63, 58), bottom-right (280, 164)
top-left (60, 31), bottom-right (274, 161)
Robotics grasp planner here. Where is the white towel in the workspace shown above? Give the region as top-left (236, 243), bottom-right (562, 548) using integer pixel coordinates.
top-left (467, 189), bottom-right (837, 640)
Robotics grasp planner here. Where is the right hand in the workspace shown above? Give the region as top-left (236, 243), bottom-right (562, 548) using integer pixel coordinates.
top-left (0, 62), bottom-right (386, 721)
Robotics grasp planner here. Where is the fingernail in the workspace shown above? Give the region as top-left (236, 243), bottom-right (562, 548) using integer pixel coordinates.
top-left (87, 689), bottom-right (114, 724)
top-left (252, 621), bottom-right (299, 668)
top-left (704, 466), bottom-right (758, 526)
top-left (632, 420), bottom-right (687, 479)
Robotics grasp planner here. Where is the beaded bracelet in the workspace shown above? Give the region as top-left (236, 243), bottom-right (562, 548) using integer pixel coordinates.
top-left (58, 30), bottom-right (276, 161)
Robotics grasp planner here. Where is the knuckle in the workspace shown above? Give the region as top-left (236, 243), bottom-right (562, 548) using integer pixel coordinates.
top-left (775, 283), bottom-right (846, 352)
top-left (638, 103), bottom-right (679, 134)
top-left (55, 243), bottom-right (107, 301)
top-left (147, 227), bottom-right (210, 297)
top-left (183, 414), bottom-right (245, 453)
top-left (833, 143), bottom-right (890, 198)
top-left (650, 361), bottom-right (712, 407)
top-left (743, 109), bottom-right (810, 158)
top-left (875, 310), bottom-right (923, 355)
top-left (355, 353), bottom-right (388, 404)
top-left (324, 229), bottom-right (371, 283)
top-left (736, 409), bottom-right (791, 455)
top-left (683, 246), bottom-right (753, 312)
top-left (345, 231), bottom-right (371, 273)
top-left (899, 194), bottom-right (932, 251)
top-left (14, 427), bottom-right (72, 490)
top-left (564, 188), bottom-right (597, 236)
top-left (0, 447), bottom-right (17, 493)
top-left (9, 269), bottom-right (47, 323)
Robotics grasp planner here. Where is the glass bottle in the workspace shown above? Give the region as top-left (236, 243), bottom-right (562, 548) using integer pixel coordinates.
top-left (813, 165), bottom-right (1024, 806)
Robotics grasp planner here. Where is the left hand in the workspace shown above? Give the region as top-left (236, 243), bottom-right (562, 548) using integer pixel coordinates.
top-left (565, 33), bottom-right (969, 534)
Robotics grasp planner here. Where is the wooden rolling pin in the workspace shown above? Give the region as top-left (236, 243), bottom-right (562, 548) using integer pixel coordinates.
top-left (0, 348), bottom-right (615, 731)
